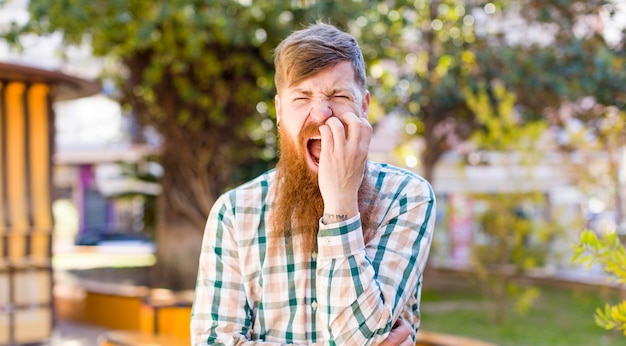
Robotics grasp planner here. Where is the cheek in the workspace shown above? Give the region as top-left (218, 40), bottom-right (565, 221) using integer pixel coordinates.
top-left (280, 118), bottom-right (304, 144)
top-left (282, 117), bottom-right (303, 137)
top-left (281, 108), bottom-right (308, 133)
top-left (335, 107), bottom-right (363, 120)
top-left (331, 100), bottom-right (362, 115)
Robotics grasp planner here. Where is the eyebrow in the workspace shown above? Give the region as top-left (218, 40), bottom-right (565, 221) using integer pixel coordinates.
top-left (292, 89), bottom-right (313, 96)
top-left (291, 87), bottom-right (350, 97)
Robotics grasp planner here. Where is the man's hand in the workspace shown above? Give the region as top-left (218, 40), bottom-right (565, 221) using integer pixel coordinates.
top-left (318, 111), bottom-right (372, 221)
top-left (379, 318), bottom-right (414, 346)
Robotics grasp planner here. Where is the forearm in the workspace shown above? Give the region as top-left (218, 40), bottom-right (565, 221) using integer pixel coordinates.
top-left (315, 215), bottom-right (395, 345)
top-left (191, 198), bottom-right (258, 345)
top-left (315, 190), bottom-right (435, 345)
top-left (191, 331), bottom-right (304, 346)
top-left (191, 334), bottom-right (307, 346)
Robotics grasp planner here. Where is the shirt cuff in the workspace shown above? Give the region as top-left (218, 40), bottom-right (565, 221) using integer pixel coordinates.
top-left (317, 213), bottom-right (364, 259)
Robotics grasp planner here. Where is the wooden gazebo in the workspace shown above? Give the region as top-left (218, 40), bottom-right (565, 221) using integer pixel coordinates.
top-left (0, 62), bottom-right (99, 345)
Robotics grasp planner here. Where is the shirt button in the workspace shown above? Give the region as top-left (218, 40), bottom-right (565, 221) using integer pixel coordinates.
top-left (311, 300), bottom-right (318, 309)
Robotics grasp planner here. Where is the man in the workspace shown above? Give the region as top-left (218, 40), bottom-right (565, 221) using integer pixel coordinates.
top-left (191, 22), bottom-right (436, 345)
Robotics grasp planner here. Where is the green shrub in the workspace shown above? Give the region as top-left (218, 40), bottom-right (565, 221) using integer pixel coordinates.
top-left (572, 229), bottom-right (626, 336)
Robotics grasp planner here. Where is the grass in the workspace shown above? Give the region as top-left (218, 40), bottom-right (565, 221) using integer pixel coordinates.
top-left (56, 251), bottom-right (625, 345)
top-left (420, 269), bottom-right (625, 346)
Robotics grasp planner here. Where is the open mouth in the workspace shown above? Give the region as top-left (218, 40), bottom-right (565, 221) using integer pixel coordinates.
top-left (307, 137), bottom-right (321, 165)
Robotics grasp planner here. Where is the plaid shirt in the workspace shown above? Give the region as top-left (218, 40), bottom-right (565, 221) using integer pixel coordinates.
top-left (191, 161), bottom-right (436, 345)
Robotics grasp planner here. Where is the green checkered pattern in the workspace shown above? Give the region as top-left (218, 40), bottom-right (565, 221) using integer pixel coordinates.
top-left (191, 161), bottom-right (436, 345)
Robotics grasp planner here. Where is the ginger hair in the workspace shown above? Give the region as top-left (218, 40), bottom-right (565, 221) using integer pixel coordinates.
top-left (273, 22), bottom-right (367, 94)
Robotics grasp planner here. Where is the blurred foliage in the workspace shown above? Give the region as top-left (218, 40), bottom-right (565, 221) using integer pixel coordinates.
top-left (1, 0), bottom-right (379, 289)
top-left (572, 229), bottom-right (626, 336)
top-left (562, 106), bottom-right (626, 229)
top-left (4, 0), bottom-right (624, 219)
top-left (463, 80), bottom-right (546, 156)
top-left (3, 0), bottom-right (379, 232)
top-left (358, 0), bottom-right (625, 181)
top-left (471, 192), bottom-right (563, 324)
top-left (462, 80), bottom-right (564, 324)
top-left (3, 0), bottom-right (625, 289)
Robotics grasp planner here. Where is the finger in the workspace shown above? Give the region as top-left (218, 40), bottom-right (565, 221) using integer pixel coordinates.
top-left (357, 119), bottom-right (373, 152)
top-left (394, 319), bottom-right (411, 339)
top-left (319, 123), bottom-right (333, 155)
top-left (325, 116), bottom-right (347, 140)
top-left (379, 328), bottom-right (409, 346)
top-left (341, 111), bottom-right (373, 148)
top-left (400, 339), bottom-right (414, 346)
top-left (323, 117), bottom-right (347, 156)
top-left (397, 319), bottom-right (414, 346)
top-left (333, 112), bottom-right (361, 140)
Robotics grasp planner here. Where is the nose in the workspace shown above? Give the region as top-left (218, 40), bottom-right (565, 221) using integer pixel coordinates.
top-left (310, 99), bottom-right (333, 121)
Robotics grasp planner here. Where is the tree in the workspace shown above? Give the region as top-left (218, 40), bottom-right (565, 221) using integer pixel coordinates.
top-left (358, 0), bottom-right (625, 185)
top-left (357, 0), bottom-right (484, 182)
top-left (2, 0), bottom-right (373, 290)
top-left (5, 0), bottom-right (625, 290)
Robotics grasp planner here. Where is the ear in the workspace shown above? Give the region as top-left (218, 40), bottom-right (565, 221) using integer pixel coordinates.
top-left (362, 90), bottom-right (370, 117)
top-left (275, 94), bottom-right (282, 125)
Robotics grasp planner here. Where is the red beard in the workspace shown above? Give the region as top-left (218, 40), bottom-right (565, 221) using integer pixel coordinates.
top-left (269, 124), bottom-right (378, 256)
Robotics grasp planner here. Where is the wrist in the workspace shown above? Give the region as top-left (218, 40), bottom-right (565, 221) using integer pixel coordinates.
top-left (321, 213), bottom-right (349, 225)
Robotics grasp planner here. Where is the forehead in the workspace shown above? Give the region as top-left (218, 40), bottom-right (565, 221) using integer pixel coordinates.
top-left (286, 61), bottom-right (358, 93)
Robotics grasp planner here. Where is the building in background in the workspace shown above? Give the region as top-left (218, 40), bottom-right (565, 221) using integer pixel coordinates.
top-left (52, 91), bottom-right (161, 247)
top-left (1, 0), bottom-right (161, 251)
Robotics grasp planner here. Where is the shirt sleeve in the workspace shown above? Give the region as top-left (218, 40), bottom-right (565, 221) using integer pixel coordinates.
top-left (315, 179), bottom-right (436, 345)
top-left (190, 194), bottom-right (245, 345)
top-left (190, 194), bottom-right (308, 346)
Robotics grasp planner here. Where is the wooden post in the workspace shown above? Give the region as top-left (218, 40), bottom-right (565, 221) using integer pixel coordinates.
top-left (0, 63), bottom-right (98, 346)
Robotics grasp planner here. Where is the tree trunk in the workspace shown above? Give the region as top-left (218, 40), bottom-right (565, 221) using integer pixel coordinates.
top-left (122, 48), bottom-right (268, 291)
top-left (151, 195), bottom-right (204, 291)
